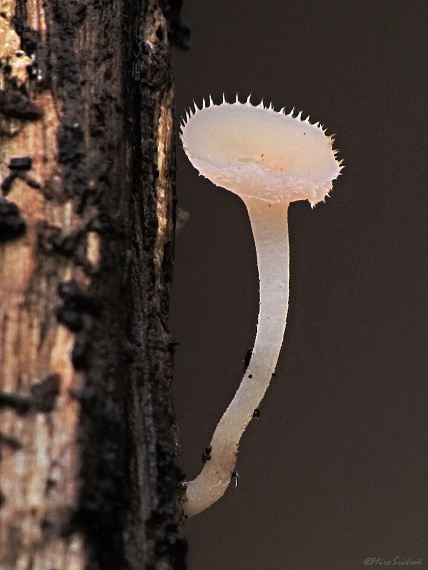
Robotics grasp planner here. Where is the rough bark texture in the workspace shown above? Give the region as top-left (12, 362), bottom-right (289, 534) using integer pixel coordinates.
top-left (0, 1), bottom-right (189, 568)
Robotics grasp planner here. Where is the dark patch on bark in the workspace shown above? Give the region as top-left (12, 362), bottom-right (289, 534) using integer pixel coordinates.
top-left (55, 305), bottom-right (84, 333)
top-left (19, 173), bottom-right (41, 189)
top-left (1, 171), bottom-right (19, 195)
top-left (2, 174), bottom-right (41, 196)
top-left (58, 280), bottom-right (102, 316)
top-left (8, 156), bottom-right (33, 170)
top-left (11, 22), bottom-right (41, 58)
top-left (0, 198), bottom-right (26, 241)
top-left (55, 280), bottom-right (102, 333)
top-left (71, 337), bottom-right (91, 371)
top-left (0, 374), bottom-right (60, 415)
top-left (0, 432), bottom-right (23, 452)
top-left (36, 221), bottom-right (82, 257)
top-left (30, 374), bottom-right (61, 413)
top-left (0, 90), bottom-right (43, 121)
top-left (1, 157), bottom-right (40, 195)
top-left (0, 390), bottom-right (32, 415)
top-left (42, 0), bottom-right (88, 202)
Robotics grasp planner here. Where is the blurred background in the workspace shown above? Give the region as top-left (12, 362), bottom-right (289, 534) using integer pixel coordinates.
top-left (170, 1), bottom-right (427, 568)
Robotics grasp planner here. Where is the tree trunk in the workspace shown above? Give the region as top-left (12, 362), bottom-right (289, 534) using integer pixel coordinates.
top-left (0, 1), bottom-right (189, 568)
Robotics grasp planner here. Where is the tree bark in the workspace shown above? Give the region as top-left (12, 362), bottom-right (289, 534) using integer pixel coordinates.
top-left (0, 1), bottom-right (189, 568)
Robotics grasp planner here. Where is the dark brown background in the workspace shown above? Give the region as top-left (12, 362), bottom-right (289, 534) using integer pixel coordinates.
top-left (170, 1), bottom-right (427, 569)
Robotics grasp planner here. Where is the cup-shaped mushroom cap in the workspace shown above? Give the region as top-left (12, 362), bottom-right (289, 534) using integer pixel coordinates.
top-left (181, 98), bottom-right (341, 205)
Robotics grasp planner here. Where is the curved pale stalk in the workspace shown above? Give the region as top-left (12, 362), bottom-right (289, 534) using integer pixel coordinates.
top-left (184, 198), bottom-right (290, 517)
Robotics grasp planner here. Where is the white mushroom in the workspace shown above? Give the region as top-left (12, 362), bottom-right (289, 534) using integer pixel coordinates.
top-left (180, 96), bottom-right (342, 517)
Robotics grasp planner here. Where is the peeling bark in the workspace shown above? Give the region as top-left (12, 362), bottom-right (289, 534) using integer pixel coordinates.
top-left (0, 1), bottom-right (188, 568)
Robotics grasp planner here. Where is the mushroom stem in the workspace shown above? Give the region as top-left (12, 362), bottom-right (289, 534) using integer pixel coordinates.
top-left (184, 198), bottom-right (290, 517)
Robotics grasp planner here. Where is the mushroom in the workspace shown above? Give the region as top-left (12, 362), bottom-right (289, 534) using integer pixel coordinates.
top-left (180, 96), bottom-right (342, 517)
